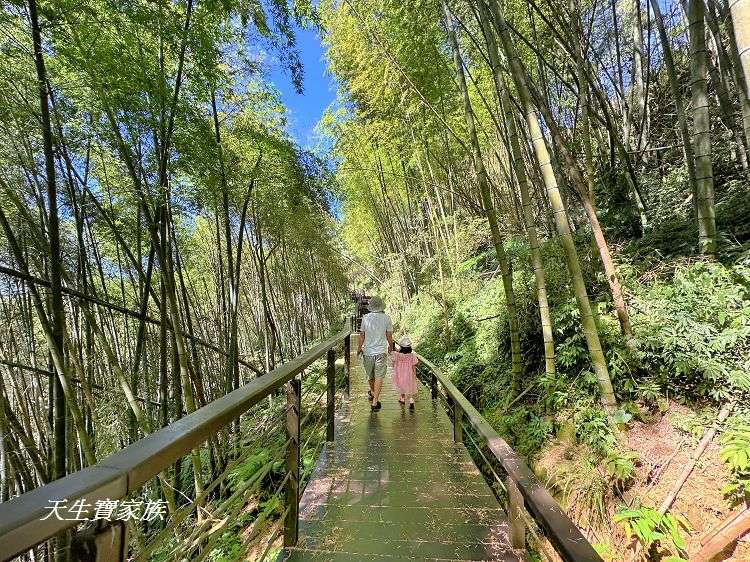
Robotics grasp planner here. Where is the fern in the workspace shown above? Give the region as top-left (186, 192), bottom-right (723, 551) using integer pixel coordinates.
top-left (614, 506), bottom-right (688, 556)
top-left (720, 416), bottom-right (750, 504)
top-left (605, 451), bottom-right (639, 489)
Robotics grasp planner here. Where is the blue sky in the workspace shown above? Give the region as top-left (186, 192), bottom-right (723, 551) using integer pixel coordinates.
top-left (268, 25), bottom-right (336, 150)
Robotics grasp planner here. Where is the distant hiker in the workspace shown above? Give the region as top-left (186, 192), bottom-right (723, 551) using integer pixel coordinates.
top-left (391, 335), bottom-right (418, 410)
top-left (357, 295), bottom-right (393, 412)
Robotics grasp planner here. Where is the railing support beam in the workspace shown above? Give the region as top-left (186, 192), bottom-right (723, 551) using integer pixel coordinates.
top-left (326, 349), bottom-right (335, 442)
top-left (71, 521), bottom-right (127, 562)
top-left (343, 334), bottom-right (351, 398)
top-left (453, 403), bottom-right (463, 443)
top-left (506, 476), bottom-right (526, 550)
top-left (284, 377), bottom-right (301, 547)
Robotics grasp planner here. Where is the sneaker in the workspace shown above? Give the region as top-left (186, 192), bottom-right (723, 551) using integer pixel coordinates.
top-left (371, 401), bottom-right (382, 412)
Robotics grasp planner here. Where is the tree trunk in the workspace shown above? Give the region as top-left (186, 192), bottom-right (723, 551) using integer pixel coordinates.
top-left (27, 0), bottom-right (67, 486)
top-left (568, 2), bottom-right (634, 340)
top-left (211, 88), bottom-right (240, 400)
top-left (689, 0), bottom-right (718, 254)
top-left (487, 0), bottom-right (618, 414)
top-left (0, 209), bottom-right (96, 463)
top-left (580, 197), bottom-right (633, 339)
top-left (478, 0), bottom-right (555, 379)
top-left (729, 0), bottom-right (750, 100)
top-left (651, 0), bottom-right (699, 206)
top-left (628, 0), bottom-right (648, 153)
top-left (705, 0), bottom-right (750, 165)
top-left (444, 2), bottom-right (523, 390)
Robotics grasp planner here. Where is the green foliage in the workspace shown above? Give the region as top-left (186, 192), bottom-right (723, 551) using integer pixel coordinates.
top-left (574, 407), bottom-right (617, 456)
top-left (604, 451), bottom-right (639, 490)
top-left (228, 450), bottom-right (273, 489)
top-left (552, 298), bottom-right (591, 372)
top-left (631, 260), bottom-right (750, 402)
top-left (721, 417), bottom-right (750, 471)
top-left (614, 506), bottom-right (688, 558)
top-left (516, 415), bottom-right (554, 458)
top-left (670, 408), bottom-right (716, 441)
top-left (391, 230), bottom-right (750, 476)
top-left (315, 0), bottom-right (750, 550)
top-left (592, 543), bottom-right (611, 558)
top-left (541, 448), bottom-right (614, 529)
top-left (446, 337), bottom-right (483, 401)
top-left (539, 371), bottom-right (572, 411)
top-left (635, 378), bottom-right (662, 405)
top-left (720, 415), bottom-right (750, 505)
top-left (485, 406), bottom-right (551, 458)
top-left (631, 175), bottom-right (750, 261)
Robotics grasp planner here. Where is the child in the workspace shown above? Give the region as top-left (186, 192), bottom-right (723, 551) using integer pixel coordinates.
top-left (391, 335), bottom-right (418, 410)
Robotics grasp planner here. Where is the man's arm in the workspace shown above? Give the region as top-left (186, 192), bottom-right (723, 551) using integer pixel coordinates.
top-left (358, 315), bottom-right (367, 355)
top-left (386, 331), bottom-right (393, 352)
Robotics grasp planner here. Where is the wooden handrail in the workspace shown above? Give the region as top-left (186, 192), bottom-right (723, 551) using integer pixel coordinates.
top-left (416, 353), bottom-right (603, 562)
top-left (0, 325), bottom-right (352, 562)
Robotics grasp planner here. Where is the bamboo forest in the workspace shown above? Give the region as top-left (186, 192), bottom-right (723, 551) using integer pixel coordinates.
top-left (1, 0), bottom-right (750, 560)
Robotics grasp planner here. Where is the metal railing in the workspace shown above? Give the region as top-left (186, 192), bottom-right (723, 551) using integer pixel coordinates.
top-left (0, 323), bottom-right (353, 562)
top-left (416, 353), bottom-right (603, 562)
top-left (2, 320), bottom-right (601, 562)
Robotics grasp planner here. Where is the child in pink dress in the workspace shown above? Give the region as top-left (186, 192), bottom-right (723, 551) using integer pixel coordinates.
top-left (391, 335), bottom-right (418, 410)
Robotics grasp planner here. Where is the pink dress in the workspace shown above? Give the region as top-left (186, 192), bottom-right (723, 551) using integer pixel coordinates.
top-left (391, 352), bottom-right (418, 395)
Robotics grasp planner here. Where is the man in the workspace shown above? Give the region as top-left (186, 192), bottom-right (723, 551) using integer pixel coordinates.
top-left (357, 295), bottom-right (393, 411)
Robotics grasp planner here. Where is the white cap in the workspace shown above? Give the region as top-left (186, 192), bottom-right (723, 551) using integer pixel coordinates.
top-left (398, 335), bottom-right (412, 347)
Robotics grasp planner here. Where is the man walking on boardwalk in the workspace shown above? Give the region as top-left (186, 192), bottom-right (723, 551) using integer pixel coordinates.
top-left (357, 295), bottom-right (393, 412)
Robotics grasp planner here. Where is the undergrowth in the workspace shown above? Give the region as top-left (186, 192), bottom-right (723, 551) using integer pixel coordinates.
top-left (390, 216), bottom-right (750, 559)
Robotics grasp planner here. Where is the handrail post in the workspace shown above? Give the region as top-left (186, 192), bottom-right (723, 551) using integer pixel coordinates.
top-left (326, 349), bottom-right (335, 442)
top-left (506, 476), bottom-right (526, 550)
top-left (71, 520), bottom-right (127, 562)
top-left (343, 334), bottom-right (351, 398)
top-left (430, 371), bottom-right (438, 400)
top-left (284, 377), bottom-right (301, 547)
top-left (453, 403), bottom-right (463, 443)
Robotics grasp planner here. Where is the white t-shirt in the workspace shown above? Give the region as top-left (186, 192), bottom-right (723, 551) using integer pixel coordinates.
top-left (360, 312), bottom-right (393, 355)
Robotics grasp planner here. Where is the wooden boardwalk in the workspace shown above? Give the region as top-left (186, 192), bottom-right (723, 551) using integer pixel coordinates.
top-left (280, 349), bottom-right (520, 561)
